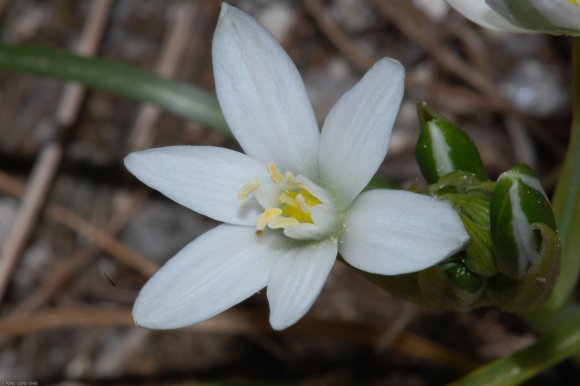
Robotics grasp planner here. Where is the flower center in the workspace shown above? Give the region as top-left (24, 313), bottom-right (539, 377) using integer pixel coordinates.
top-left (238, 162), bottom-right (339, 241)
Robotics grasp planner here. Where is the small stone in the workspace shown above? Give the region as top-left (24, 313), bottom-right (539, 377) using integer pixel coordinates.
top-left (256, 2), bottom-right (295, 41)
top-left (305, 57), bottom-right (357, 121)
top-left (412, 0), bottom-right (449, 21)
top-left (500, 60), bottom-right (568, 117)
top-left (122, 200), bottom-right (209, 263)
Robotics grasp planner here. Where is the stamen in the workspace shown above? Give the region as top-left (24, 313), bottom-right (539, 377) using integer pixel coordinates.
top-left (267, 162), bottom-right (284, 184)
top-left (256, 208), bottom-right (282, 230)
top-left (269, 216), bottom-right (300, 229)
top-left (237, 177), bottom-right (260, 200)
top-left (285, 172), bottom-right (301, 187)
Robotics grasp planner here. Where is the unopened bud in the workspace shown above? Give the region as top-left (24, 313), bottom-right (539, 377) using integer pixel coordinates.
top-left (490, 164), bottom-right (558, 278)
top-left (415, 102), bottom-right (486, 184)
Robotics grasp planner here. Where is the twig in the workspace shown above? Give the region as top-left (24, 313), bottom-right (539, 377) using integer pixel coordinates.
top-left (0, 306), bottom-right (480, 373)
top-left (373, 0), bottom-right (498, 98)
top-left (303, 0), bottom-right (508, 116)
top-left (0, 144), bottom-right (61, 301)
top-left (0, 0), bottom-right (114, 304)
top-left (505, 116), bottom-right (538, 169)
top-left (11, 190), bottom-right (149, 316)
top-left (14, 248), bottom-right (92, 314)
top-left (0, 170), bottom-right (158, 277)
top-left (304, 0), bottom-right (375, 72)
top-left (128, 1), bottom-right (199, 151)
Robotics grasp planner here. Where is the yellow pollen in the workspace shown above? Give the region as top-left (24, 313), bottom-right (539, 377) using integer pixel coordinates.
top-left (256, 208), bottom-right (282, 230)
top-left (237, 177), bottom-right (260, 200)
top-left (567, 0), bottom-right (580, 6)
top-left (267, 162), bottom-right (284, 184)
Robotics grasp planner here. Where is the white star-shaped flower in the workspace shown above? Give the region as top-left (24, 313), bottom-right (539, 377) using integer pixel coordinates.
top-left (446, 0), bottom-right (580, 35)
top-left (125, 3), bottom-right (469, 330)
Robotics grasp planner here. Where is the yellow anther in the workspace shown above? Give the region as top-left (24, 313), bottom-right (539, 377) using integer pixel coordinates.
top-left (267, 162), bottom-right (284, 184)
top-left (256, 208), bottom-right (282, 230)
top-left (285, 172), bottom-right (301, 187)
top-left (237, 177), bottom-right (260, 200)
top-left (269, 216), bottom-right (300, 229)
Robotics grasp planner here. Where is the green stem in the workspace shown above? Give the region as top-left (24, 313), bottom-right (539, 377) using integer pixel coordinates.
top-left (538, 37), bottom-right (580, 310)
top-left (449, 313), bottom-right (580, 386)
top-left (0, 43), bottom-right (230, 134)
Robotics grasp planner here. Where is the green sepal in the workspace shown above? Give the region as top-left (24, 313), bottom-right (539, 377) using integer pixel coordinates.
top-left (490, 164), bottom-right (558, 278)
top-left (418, 260), bottom-right (486, 311)
top-left (430, 173), bottom-right (497, 276)
top-left (415, 102), bottom-right (487, 184)
top-left (356, 269), bottom-right (433, 308)
top-left (486, 223), bottom-right (561, 312)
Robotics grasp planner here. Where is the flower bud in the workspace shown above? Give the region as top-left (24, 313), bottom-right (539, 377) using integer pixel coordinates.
top-left (490, 164), bottom-right (558, 278)
top-left (486, 223), bottom-right (560, 311)
top-left (415, 102), bottom-right (486, 184)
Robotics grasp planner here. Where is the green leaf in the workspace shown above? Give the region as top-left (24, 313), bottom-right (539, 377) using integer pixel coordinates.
top-left (0, 43), bottom-right (230, 134)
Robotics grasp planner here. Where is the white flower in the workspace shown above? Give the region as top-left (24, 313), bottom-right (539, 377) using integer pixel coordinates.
top-left (125, 3), bottom-right (469, 331)
top-left (446, 0), bottom-right (580, 35)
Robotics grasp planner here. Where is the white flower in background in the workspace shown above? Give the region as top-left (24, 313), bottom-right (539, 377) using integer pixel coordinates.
top-left (125, 3), bottom-right (469, 331)
top-left (446, 0), bottom-right (580, 35)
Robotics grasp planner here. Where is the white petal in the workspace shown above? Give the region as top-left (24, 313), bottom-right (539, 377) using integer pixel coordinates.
top-left (530, 0), bottom-right (580, 30)
top-left (133, 224), bottom-right (290, 329)
top-left (446, 0), bottom-right (529, 32)
top-left (212, 4), bottom-right (320, 179)
top-left (267, 238), bottom-right (337, 330)
top-left (125, 146), bottom-right (268, 225)
top-left (318, 58), bottom-right (404, 209)
top-left (339, 190), bottom-right (469, 275)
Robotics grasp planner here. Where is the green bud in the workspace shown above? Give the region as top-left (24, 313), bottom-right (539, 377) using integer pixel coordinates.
top-left (490, 164), bottom-right (558, 278)
top-left (415, 102), bottom-right (486, 184)
top-left (486, 223), bottom-right (561, 311)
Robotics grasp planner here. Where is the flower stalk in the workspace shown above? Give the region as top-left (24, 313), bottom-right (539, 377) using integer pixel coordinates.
top-left (544, 37), bottom-right (580, 310)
